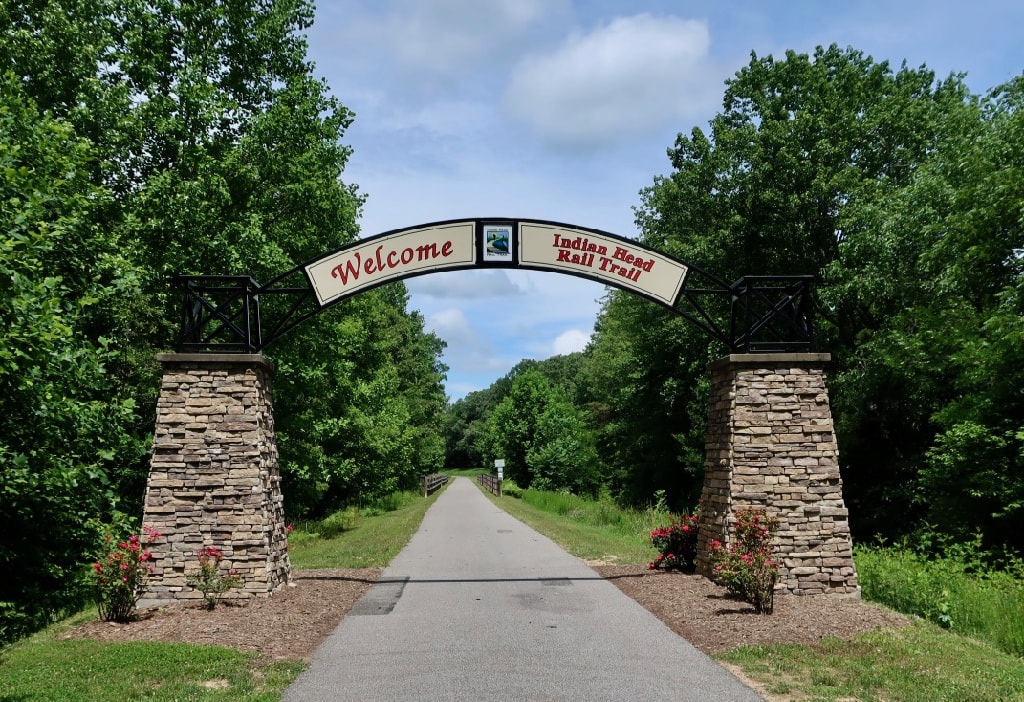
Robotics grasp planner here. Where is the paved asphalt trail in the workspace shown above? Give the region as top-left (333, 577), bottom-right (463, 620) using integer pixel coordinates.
top-left (283, 477), bottom-right (764, 701)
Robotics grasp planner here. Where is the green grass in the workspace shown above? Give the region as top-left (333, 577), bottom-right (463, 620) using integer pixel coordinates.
top-left (0, 485), bottom-right (444, 701)
top-left (288, 487), bottom-right (447, 569)
top-left (473, 480), bottom-right (665, 564)
top-left (856, 544), bottom-right (1024, 658)
top-left (0, 616), bottom-right (302, 701)
top-left (720, 621), bottom-right (1024, 702)
top-left (443, 467), bottom-right (484, 478)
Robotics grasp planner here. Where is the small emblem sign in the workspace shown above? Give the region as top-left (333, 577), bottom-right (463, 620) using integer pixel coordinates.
top-left (483, 225), bottom-right (512, 262)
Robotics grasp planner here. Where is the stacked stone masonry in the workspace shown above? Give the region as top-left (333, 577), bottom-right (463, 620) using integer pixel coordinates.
top-left (696, 354), bottom-right (859, 597)
top-left (141, 354), bottom-right (291, 604)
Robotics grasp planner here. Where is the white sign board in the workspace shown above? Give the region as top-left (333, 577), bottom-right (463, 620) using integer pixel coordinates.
top-left (518, 222), bottom-right (688, 306)
top-left (306, 221), bottom-right (477, 307)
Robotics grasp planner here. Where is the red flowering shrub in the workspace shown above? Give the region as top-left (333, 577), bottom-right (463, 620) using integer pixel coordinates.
top-left (648, 510), bottom-right (700, 571)
top-left (91, 526), bottom-right (160, 622)
top-left (186, 546), bottom-right (243, 609)
top-left (709, 508), bottom-right (780, 614)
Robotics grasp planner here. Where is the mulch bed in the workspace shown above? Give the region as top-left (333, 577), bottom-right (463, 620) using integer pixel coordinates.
top-left (63, 564), bottom-right (908, 662)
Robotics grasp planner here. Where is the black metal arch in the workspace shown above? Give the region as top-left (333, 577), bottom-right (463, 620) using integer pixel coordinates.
top-left (174, 218), bottom-right (814, 354)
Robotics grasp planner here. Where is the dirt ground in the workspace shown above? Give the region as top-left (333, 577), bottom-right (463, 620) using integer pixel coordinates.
top-left (593, 564), bottom-right (909, 653)
top-left (63, 564), bottom-right (908, 662)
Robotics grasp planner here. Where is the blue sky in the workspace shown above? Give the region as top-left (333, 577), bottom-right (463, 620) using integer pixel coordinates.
top-left (303, 1), bottom-right (1023, 400)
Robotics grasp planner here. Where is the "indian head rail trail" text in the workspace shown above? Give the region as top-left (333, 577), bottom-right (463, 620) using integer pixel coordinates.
top-left (552, 233), bottom-right (654, 283)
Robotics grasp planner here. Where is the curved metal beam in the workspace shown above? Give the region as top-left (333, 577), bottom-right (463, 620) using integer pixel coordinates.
top-left (174, 218), bottom-right (814, 354)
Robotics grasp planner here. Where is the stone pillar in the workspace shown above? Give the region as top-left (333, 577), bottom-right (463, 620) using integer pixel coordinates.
top-left (696, 354), bottom-right (859, 596)
top-left (140, 353), bottom-right (291, 605)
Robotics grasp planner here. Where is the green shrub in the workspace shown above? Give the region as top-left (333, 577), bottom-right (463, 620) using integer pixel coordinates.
top-left (856, 542), bottom-right (1024, 657)
top-left (317, 508), bottom-right (360, 537)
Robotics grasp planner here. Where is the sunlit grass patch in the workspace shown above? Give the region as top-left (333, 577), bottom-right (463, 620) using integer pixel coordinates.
top-left (856, 544), bottom-right (1024, 657)
top-left (474, 480), bottom-right (663, 564)
top-left (719, 622), bottom-right (1024, 702)
top-left (288, 487), bottom-right (446, 569)
top-left (0, 631), bottom-right (301, 702)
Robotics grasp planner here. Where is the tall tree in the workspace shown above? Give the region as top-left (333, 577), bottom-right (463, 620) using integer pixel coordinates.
top-left (592, 45), bottom-right (978, 529)
top-left (899, 78), bottom-right (1024, 552)
top-left (485, 368), bottom-right (600, 495)
top-left (0, 76), bottom-right (141, 641)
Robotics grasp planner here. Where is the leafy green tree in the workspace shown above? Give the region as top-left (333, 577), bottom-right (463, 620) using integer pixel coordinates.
top-left (485, 369), bottom-right (601, 495)
top-left (445, 388), bottom-right (498, 469)
top-left (593, 45), bottom-right (980, 529)
top-left (904, 78), bottom-right (1024, 551)
top-left (527, 399), bottom-right (601, 497)
top-left (272, 285), bottom-right (447, 515)
top-left (582, 293), bottom-right (709, 509)
top-left (1, 0), bottom-right (451, 641)
top-left (380, 288), bottom-right (449, 478)
top-left (0, 76), bottom-right (141, 641)
top-left (487, 371), bottom-right (560, 488)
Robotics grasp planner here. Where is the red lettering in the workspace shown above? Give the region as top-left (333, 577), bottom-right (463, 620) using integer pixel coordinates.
top-left (416, 243), bottom-right (439, 259)
top-left (557, 250), bottom-right (571, 263)
top-left (331, 237), bottom-right (459, 287)
top-left (331, 254), bottom-right (361, 284)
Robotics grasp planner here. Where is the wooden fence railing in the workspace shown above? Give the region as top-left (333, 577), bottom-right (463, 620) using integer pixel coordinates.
top-left (421, 473), bottom-right (449, 497)
top-left (477, 473), bottom-right (502, 497)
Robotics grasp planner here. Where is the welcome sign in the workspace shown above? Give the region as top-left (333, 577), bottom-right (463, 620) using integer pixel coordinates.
top-left (304, 218), bottom-right (690, 310)
top-left (306, 221), bottom-right (477, 306)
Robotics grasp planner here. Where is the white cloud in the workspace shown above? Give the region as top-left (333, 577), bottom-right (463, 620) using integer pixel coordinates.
top-left (553, 328), bottom-right (592, 355)
top-left (425, 308), bottom-right (481, 347)
top-left (424, 307), bottom-right (514, 375)
top-left (504, 14), bottom-right (719, 146)
top-left (407, 270), bottom-right (528, 299)
top-left (352, 0), bottom-right (570, 83)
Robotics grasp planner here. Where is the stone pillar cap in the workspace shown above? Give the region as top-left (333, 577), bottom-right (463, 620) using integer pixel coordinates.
top-left (156, 352), bottom-right (274, 372)
top-left (708, 352), bottom-right (831, 371)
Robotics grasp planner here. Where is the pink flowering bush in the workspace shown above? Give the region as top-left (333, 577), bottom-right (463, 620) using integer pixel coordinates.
top-left (91, 526), bottom-right (160, 622)
top-left (648, 509), bottom-right (700, 572)
top-left (709, 508), bottom-right (780, 614)
top-left (186, 546), bottom-right (242, 609)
